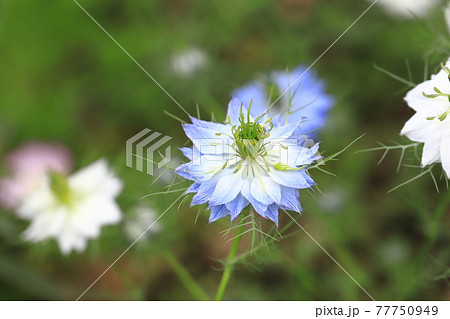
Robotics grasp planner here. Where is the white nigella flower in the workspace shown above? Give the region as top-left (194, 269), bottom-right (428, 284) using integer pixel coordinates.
top-left (401, 59), bottom-right (450, 179)
top-left (176, 98), bottom-right (320, 225)
top-left (170, 47), bottom-right (207, 77)
top-left (374, 0), bottom-right (439, 19)
top-left (0, 142), bottom-right (72, 210)
top-left (445, 3), bottom-right (450, 35)
top-left (16, 159), bottom-right (123, 255)
top-left (123, 205), bottom-right (162, 242)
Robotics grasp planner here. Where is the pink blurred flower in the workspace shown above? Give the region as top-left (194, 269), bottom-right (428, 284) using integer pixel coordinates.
top-left (0, 142), bottom-right (72, 209)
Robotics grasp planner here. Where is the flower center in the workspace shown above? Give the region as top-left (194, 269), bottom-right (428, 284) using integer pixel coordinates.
top-left (49, 172), bottom-right (73, 206)
top-left (236, 122), bottom-right (265, 142)
top-left (230, 102), bottom-right (272, 160)
top-left (233, 123), bottom-right (267, 159)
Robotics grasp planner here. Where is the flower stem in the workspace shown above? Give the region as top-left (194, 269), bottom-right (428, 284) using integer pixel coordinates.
top-left (416, 189), bottom-right (450, 264)
top-left (215, 221), bottom-right (245, 301)
top-left (398, 189), bottom-right (450, 299)
top-left (163, 250), bottom-right (210, 301)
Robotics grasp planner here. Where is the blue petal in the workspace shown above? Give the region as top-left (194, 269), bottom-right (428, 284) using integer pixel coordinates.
top-left (225, 194), bottom-right (249, 221)
top-left (300, 171), bottom-right (316, 187)
top-left (293, 115), bottom-right (325, 136)
top-left (279, 186), bottom-right (302, 212)
top-left (208, 205), bottom-right (230, 223)
top-left (174, 163), bottom-right (195, 181)
top-left (226, 97), bottom-right (245, 126)
top-left (264, 204), bottom-right (280, 226)
top-left (186, 182), bottom-right (201, 194)
top-left (232, 82), bottom-right (268, 118)
top-left (271, 114), bottom-right (284, 127)
top-left (189, 116), bottom-right (230, 134)
top-left (272, 65), bottom-right (334, 135)
top-left (191, 178), bottom-right (217, 206)
top-left (179, 147), bottom-right (194, 160)
top-left (284, 143), bottom-right (320, 167)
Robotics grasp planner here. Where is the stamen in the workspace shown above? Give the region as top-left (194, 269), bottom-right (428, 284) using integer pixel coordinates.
top-left (273, 163), bottom-right (307, 171)
top-left (427, 109), bottom-right (450, 121)
top-left (226, 100), bottom-right (276, 164)
top-left (423, 86), bottom-right (450, 102)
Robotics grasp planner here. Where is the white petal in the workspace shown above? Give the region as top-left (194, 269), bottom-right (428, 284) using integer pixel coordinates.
top-left (376, 0), bottom-right (440, 18)
top-left (73, 237), bottom-right (88, 253)
top-left (69, 159), bottom-right (123, 198)
top-left (268, 169), bottom-right (313, 189)
top-left (266, 143), bottom-right (319, 167)
top-left (422, 138), bottom-right (442, 167)
top-left (405, 82), bottom-right (449, 115)
top-left (268, 121), bottom-right (299, 140)
top-left (56, 230), bottom-right (79, 255)
top-left (183, 124), bottom-right (230, 154)
top-left (440, 132), bottom-right (450, 178)
top-left (189, 116), bottom-right (231, 134)
top-left (72, 196), bottom-right (122, 237)
top-left (400, 113), bottom-right (433, 143)
top-left (16, 183), bottom-right (54, 220)
top-left (240, 179), bottom-right (269, 215)
top-left (210, 173), bottom-right (243, 205)
top-left (22, 207), bottom-right (67, 241)
top-left (186, 154), bottom-right (228, 182)
top-left (404, 60), bottom-right (450, 114)
top-left (250, 175), bottom-right (281, 205)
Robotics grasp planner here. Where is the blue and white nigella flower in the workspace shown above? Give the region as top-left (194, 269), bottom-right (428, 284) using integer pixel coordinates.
top-left (175, 98), bottom-right (321, 225)
top-left (233, 65), bottom-right (334, 136)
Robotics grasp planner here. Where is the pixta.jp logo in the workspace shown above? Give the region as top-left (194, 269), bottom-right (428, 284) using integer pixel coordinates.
top-left (126, 129), bottom-right (172, 176)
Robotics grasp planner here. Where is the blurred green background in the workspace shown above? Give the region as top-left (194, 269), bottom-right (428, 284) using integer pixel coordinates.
top-left (0, 0), bottom-right (449, 300)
